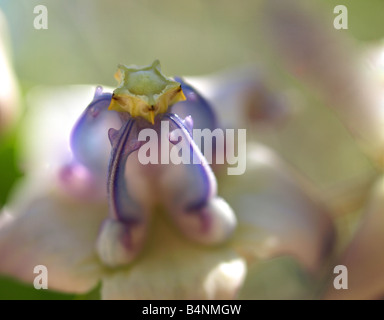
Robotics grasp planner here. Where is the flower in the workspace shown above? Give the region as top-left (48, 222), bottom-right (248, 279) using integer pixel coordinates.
top-left (0, 61), bottom-right (334, 299)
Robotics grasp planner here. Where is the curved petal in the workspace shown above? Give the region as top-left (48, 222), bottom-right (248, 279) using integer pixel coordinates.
top-left (221, 143), bottom-right (335, 272)
top-left (160, 113), bottom-right (237, 245)
top-left (101, 211), bottom-right (246, 300)
top-left (171, 77), bottom-right (218, 131)
top-left (162, 113), bottom-right (216, 208)
top-left (70, 87), bottom-right (121, 174)
top-left (21, 85), bottom-right (121, 202)
top-left (0, 180), bottom-right (106, 293)
top-left (107, 118), bottom-right (145, 222)
top-left (97, 118), bottom-right (150, 267)
top-left (97, 113), bottom-right (237, 267)
top-left (324, 176), bottom-right (384, 300)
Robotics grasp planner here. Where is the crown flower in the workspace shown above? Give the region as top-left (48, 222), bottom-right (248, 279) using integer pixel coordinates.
top-left (0, 60), bottom-right (333, 299)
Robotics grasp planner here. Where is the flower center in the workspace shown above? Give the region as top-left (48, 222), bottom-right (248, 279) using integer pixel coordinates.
top-left (127, 70), bottom-right (168, 96)
top-left (108, 60), bottom-right (186, 124)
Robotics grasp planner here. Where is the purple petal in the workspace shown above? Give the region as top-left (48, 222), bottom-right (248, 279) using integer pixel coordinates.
top-left (97, 112), bottom-right (237, 267)
top-left (107, 118), bottom-right (146, 222)
top-left (171, 77), bottom-right (218, 131)
top-left (160, 113), bottom-right (237, 245)
top-left (70, 87), bottom-right (122, 175)
top-left (163, 113), bottom-right (217, 208)
top-left (97, 118), bottom-right (149, 267)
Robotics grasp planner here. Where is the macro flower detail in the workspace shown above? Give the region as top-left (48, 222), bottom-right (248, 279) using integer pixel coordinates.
top-left (70, 61), bottom-right (238, 268)
top-left (108, 60), bottom-right (186, 124)
top-left (0, 61), bottom-right (334, 299)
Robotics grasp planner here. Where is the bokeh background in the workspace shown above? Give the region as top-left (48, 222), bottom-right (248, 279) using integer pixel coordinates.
top-left (1, 0), bottom-right (384, 299)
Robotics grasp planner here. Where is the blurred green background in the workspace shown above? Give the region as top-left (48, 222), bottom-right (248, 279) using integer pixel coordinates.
top-left (1, 0), bottom-right (384, 299)
top-left (2, 0), bottom-right (384, 89)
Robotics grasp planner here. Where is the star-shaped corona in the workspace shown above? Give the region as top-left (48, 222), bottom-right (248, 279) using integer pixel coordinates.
top-left (108, 60), bottom-right (186, 124)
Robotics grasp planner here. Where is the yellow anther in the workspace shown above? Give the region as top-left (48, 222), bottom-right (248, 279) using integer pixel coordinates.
top-left (149, 110), bottom-right (155, 125)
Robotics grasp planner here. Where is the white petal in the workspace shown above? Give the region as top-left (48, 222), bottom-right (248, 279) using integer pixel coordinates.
top-left (324, 176), bottom-right (384, 299)
top-left (0, 181), bottom-right (107, 293)
top-left (221, 143), bottom-right (334, 272)
top-left (101, 212), bottom-right (246, 300)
